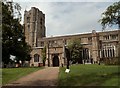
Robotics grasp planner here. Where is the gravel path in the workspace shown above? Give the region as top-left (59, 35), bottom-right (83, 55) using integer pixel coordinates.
top-left (5, 67), bottom-right (59, 86)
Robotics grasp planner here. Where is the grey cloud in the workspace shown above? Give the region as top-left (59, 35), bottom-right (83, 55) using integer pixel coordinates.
top-left (16, 1), bottom-right (117, 37)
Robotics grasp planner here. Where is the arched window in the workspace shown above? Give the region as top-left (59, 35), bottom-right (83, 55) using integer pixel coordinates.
top-left (34, 54), bottom-right (39, 62)
top-left (101, 45), bottom-right (116, 58)
top-left (102, 49), bottom-right (105, 58)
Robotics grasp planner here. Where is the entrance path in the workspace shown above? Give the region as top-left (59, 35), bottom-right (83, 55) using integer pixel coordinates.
top-left (6, 67), bottom-right (59, 86)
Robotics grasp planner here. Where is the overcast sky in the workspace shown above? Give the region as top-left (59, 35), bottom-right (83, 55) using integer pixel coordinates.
top-left (13, 0), bottom-right (119, 37)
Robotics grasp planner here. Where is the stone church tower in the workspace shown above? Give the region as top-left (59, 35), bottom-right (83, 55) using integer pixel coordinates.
top-left (24, 7), bottom-right (45, 47)
top-left (24, 7), bottom-right (46, 66)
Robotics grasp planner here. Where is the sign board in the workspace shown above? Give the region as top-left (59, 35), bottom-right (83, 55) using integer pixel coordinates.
top-left (65, 69), bottom-right (70, 73)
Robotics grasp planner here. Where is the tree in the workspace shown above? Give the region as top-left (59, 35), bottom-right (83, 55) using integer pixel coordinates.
top-left (99, 1), bottom-right (120, 30)
top-left (99, 1), bottom-right (120, 65)
top-left (2, 1), bottom-right (32, 65)
top-left (42, 46), bottom-right (46, 66)
top-left (2, 2), bottom-right (13, 64)
top-left (67, 37), bottom-right (83, 64)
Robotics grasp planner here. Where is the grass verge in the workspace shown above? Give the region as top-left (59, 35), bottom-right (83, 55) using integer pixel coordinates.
top-left (58, 64), bottom-right (119, 87)
top-left (2, 67), bottom-right (44, 85)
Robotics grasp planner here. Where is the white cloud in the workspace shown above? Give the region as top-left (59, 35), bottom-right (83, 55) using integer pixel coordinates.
top-left (13, 1), bottom-right (118, 37)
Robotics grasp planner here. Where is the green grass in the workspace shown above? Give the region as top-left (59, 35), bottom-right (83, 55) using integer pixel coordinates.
top-left (58, 64), bottom-right (119, 87)
top-left (2, 67), bottom-right (44, 85)
top-left (0, 69), bottom-right (2, 86)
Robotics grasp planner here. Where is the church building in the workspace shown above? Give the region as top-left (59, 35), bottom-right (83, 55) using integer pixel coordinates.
top-left (24, 7), bottom-right (120, 67)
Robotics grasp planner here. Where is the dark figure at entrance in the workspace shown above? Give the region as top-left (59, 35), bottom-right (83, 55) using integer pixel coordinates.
top-left (52, 54), bottom-right (59, 67)
top-left (90, 56), bottom-right (93, 64)
top-left (65, 48), bottom-right (70, 69)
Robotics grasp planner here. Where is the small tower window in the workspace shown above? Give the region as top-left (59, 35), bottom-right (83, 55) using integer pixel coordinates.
top-left (27, 17), bottom-right (30, 23)
top-left (28, 25), bottom-right (30, 31)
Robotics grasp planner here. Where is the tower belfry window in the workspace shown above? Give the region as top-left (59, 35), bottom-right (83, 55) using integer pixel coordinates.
top-left (27, 17), bottom-right (30, 23)
top-left (28, 25), bottom-right (30, 31)
top-left (40, 18), bottom-right (42, 25)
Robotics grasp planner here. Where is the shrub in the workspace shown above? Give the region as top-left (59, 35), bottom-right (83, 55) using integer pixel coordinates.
top-left (104, 57), bottom-right (120, 65)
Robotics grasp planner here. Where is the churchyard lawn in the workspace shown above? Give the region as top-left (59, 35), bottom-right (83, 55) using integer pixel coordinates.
top-left (0, 69), bottom-right (2, 86)
top-left (58, 64), bottom-right (119, 87)
top-left (2, 67), bottom-right (44, 85)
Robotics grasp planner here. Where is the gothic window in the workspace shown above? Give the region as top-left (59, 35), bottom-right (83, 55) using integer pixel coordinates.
top-left (40, 42), bottom-right (44, 47)
top-left (28, 25), bottom-right (30, 31)
top-left (108, 49), bottom-right (110, 57)
top-left (52, 40), bottom-right (54, 44)
top-left (106, 50), bottom-right (107, 58)
top-left (101, 45), bottom-right (116, 58)
top-left (82, 48), bottom-right (89, 60)
top-left (40, 18), bottom-right (42, 25)
top-left (83, 49), bottom-right (85, 59)
top-left (34, 54), bottom-right (39, 62)
top-left (88, 37), bottom-right (92, 42)
top-left (102, 50), bottom-right (105, 58)
top-left (110, 49), bottom-right (112, 57)
top-left (64, 40), bottom-right (67, 45)
top-left (103, 35), bottom-right (109, 40)
top-left (49, 41), bottom-right (53, 47)
top-left (111, 34), bottom-right (118, 40)
top-left (40, 21), bottom-right (42, 25)
top-left (112, 48), bottom-right (115, 57)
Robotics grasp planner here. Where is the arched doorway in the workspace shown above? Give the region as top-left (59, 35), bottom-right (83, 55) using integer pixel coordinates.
top-left (52, 54), bottom-right (59, 67)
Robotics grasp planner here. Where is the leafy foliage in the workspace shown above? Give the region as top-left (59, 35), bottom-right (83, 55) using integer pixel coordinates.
top-left (99, 1), bottom-right (120, 65)
top-left (99, 1), bottom-right (120, 30)
top-left (67, 37), bottom-right (83, 64)
top-left (42, 46), bottom-right (46, 66)
top-left (2, 1), bottom-right (32, 64)
top-left (104, 57), bottom-right (120, 65)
